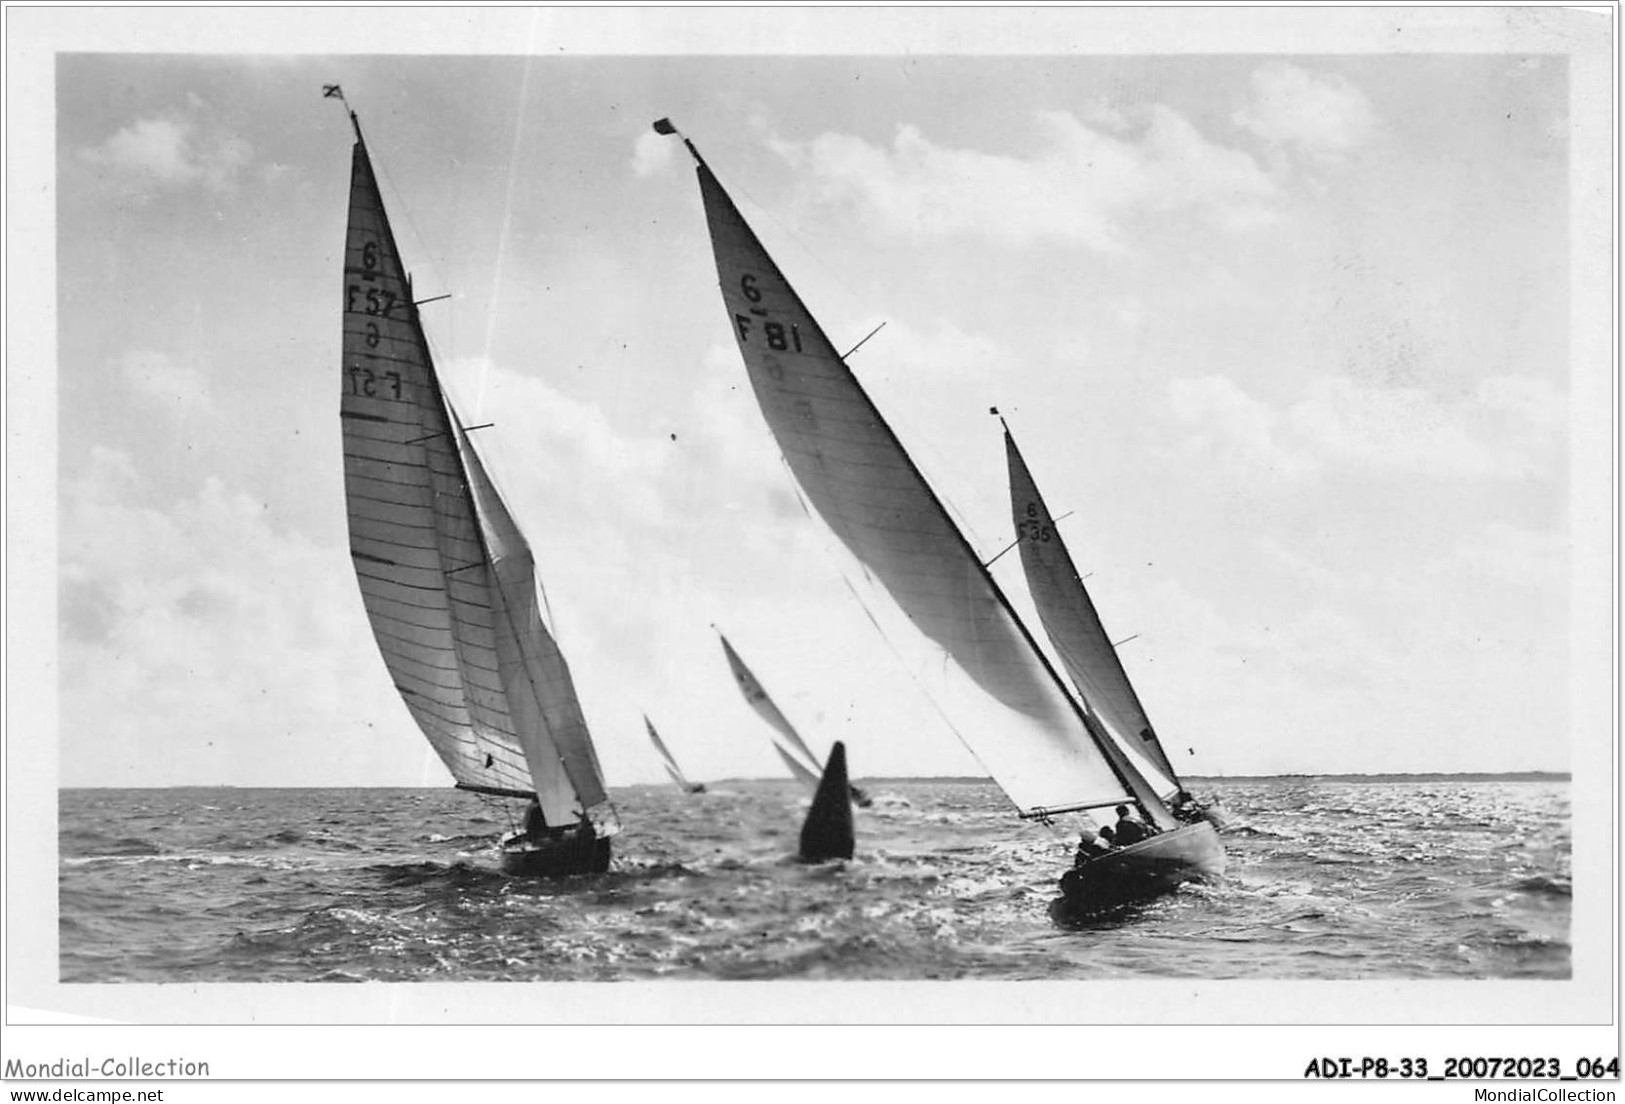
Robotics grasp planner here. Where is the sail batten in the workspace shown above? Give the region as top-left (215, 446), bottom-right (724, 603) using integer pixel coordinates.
top-left (341, 128), bottom-right (613, 829)
top-left (689, 149), bottom-right (1144, 817)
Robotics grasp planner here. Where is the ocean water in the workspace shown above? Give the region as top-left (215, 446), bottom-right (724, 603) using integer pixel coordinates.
top-left (58, 779), bottom-right (1570, 983)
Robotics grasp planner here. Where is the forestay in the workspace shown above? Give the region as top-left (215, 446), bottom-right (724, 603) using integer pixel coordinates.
top-left (1004, 428), bottom-right (1183, 791)
top-left (340, 123), bottom-right (609, 828)
top-left (718, 633), bottom-right (823, 787)
top-left (690, 148), bottom-right (1136, 817)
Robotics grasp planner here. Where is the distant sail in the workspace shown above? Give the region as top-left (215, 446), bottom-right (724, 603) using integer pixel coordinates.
top-left (718, 632), bottom-right (824, 787)
top-left (1003, 427), bottom-right (1182, 791)
top-left (645, 716), bottom-right (703, 793)
top-left (685, 142), bottom-right (1166, 823)
top-left (340, 117), bottom-right (612, 830)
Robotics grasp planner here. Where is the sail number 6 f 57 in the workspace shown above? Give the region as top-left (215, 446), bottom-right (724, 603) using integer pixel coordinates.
top-left (734, 273), bottom-right (803, 352)
top-left (347, 366), bottom-right (401, 399)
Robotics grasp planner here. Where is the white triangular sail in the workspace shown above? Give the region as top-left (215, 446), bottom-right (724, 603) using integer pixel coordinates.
top-left (718, 632), bottom-right (824, 788)
top-left (682, 134), bottom-right (1166, 822)
top-left (340, 115), bottom-right (613, 830)
top-left (1003, 427), bottom-right (1183, 792)
top-left (644, 716), bottom-right (700, 792)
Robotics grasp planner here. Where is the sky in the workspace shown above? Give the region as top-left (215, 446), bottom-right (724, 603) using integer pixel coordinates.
top-left (26, 10), bottom-right (1610, 793)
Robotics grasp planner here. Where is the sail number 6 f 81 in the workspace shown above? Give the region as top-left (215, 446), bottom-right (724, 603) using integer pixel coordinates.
top-left (734, 273), bottom-right (803, 353)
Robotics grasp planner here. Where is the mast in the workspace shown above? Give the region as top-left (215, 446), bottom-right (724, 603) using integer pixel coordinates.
top-left (663, 121), bottom-right (1173, 828)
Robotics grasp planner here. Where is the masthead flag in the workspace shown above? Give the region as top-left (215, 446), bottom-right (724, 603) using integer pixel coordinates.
top-left (323, 84), bottom-right (345, 99)
top-left (651, 117), bottom-right (677, 135)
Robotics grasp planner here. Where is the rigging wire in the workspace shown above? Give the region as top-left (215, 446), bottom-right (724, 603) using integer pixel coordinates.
top-left (473, 39), bottom-right (541, 419)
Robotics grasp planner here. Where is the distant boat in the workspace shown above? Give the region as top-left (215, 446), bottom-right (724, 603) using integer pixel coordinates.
top-left (1002, 422), bottom-right (1230, 833)
top-left (659, 118), bottom-right (1223, 914)
top-left (717, 630), bottom-right (872, 808)
top-left (338, 103), bottom-right (617, 876)
top-left (645, 716), bottom-right (706, 794)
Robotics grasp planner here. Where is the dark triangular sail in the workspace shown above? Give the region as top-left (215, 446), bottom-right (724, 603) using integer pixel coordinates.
top-left (799, 742), bottom-right (855, 862)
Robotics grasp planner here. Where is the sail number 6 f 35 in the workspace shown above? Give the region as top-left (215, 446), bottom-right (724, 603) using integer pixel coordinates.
top-left (1020, 502), bottom-right (1054, 543)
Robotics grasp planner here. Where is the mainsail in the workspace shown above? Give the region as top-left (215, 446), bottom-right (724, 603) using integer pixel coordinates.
top-left (340, 112), bottom-right (613, 831)
top-left (672, 125), bottom-right (1171, 826)
top-left (717, 632), bottom-right (824, 788)
top-left (644, 716), bottom-right (701, 792)
top-left (1003, 427), bottom-right (1183, 791)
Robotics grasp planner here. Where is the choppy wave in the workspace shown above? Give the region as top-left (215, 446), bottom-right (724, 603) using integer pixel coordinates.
top-left (59, 779), bottom-right (1570, 982)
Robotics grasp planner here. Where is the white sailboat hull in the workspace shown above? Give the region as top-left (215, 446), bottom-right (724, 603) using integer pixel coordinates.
top-left (1053, 821), bottom-right (1224, 919)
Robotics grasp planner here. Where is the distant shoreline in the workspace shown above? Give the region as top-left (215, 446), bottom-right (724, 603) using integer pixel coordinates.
top-left (59, 771), bottom-right (1571, 791)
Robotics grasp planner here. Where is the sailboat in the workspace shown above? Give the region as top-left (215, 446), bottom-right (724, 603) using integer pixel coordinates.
top-left (800, 741), bottom-right (856, 862)
top-left (645, 716), bottom-right (706, 794)
top-left (718, 630), bottom-right (872, 807)
top-left (339, 102), bottom-right (618, 877)
top-left (1002, 422), bottom-right (1228, 831)
top-left (657, 118), bottom-right (1223, 915)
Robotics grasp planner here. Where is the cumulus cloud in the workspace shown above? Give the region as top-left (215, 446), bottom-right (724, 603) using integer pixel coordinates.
top-left (769, 106), bottom-right (1279, 253)
top-left (77, 106), bottom-right (253, 192)
top-left (121, 350), bottom-right (215, 416)
top-left (59, 447), bottom-right (406, 786)
top-left (441, 355), bottom-right (678, 529)
top-left (426, 353), bottom-right (962, 782)
top-left (1287, 375), bottom-right (1556, 478)
top-left (1107, 296), bottom-right (1147, 331)
top-left (630, 129), bottom-right (674, 178)
top-left (1233, 63), bottom-right (1378, 158)
top-left (848, 314), bottom-right (1014, 387)
top-left (1287, 378), bottom-right (1497, 476)
top-left (1167, 375), bottom-right (1309, 478)
top-left (1168, 371), bottom-right (1564, 481)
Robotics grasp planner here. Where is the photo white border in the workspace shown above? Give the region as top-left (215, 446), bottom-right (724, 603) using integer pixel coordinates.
top-left (4, 3), bottom-right (1617, 1083)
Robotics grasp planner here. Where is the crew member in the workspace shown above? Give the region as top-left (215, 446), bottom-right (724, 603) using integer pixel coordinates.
top-left (1074, 827), bottom-right (1112, 866)
top-left (1113, 804), bottom-right (1150, 845)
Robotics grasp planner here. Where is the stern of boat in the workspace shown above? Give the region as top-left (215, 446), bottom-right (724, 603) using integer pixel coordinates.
top-left (1055, 821), bottom-right (1225, 918)
top-left (499, 826), bottom-right (612, 877)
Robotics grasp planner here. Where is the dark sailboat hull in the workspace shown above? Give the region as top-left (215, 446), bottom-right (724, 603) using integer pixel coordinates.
top-left (499, 827), bottom-right (612, 877)
top-left (1053, 821), bottom-right (1224, 919)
